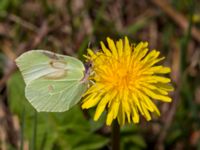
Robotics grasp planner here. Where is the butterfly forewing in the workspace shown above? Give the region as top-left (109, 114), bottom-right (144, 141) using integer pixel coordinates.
top-left (15, 50), bottom-right (85, 84)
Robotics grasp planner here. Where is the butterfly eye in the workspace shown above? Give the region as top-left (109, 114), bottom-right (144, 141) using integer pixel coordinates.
top-left (84, 61), bottom-right (92, 70)
top-left (88, 62), bottom-right (92, 68)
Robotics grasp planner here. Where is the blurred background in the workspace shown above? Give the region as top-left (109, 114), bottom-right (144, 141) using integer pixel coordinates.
top-left (0, 0), bottom-right (200, 149)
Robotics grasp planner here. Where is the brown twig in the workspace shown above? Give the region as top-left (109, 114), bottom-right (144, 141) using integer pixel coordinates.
top-left (155, 89), bottom-right (180, 150)
top-left (0, 93), bottom-right (19, 149)
top-left (8, 14), bottom-right (37, 32)
top-left (151, 0), bottom-right (200, 43)
top-left (0, 21), bottom-right (49, 92)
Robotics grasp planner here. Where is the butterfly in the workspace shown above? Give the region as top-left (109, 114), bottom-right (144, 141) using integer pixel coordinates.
top-left (15, 50), bottom-right (90, 112)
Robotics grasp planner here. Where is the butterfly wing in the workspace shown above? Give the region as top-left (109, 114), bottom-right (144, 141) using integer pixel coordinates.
top-left (25, 78), bottom-right (87, 112)
top-left (15, 50), bottom-right (85, 84)
top-left (16, 50), bottom-right (88, 112)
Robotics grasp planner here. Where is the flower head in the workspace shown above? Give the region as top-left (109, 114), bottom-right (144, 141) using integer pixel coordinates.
top-left (82, 37), bottom-right (173, 126)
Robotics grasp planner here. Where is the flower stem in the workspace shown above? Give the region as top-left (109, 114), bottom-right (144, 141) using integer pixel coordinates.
top-left (111, 120), bottom-right (120, 150)
top-left (31, 110), bottom-right (37, 150)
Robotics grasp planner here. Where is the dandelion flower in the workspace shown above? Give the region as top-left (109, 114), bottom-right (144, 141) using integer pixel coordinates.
top-left (82, 37), bottom-right (173, 126)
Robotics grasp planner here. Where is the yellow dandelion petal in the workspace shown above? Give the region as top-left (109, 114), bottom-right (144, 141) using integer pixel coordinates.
top-left (132, 107), bottom-right (139, 123)
top-left (107, 37), bottom-right (118, 58)
top-left (81, 93), bottom-right (101, 109)
top-left (131, 92), bottom-right (144, 115)
top-left (100, 41), bottom-right (111, 56)
top-left (118, 106), bottom-right (126, 126)
top-left (87, 48), bottom-right (95, 58)
top-left (145, 57), bottom-right (165, 68)
top-left (94, 96), bottom-right (109, 121)
top-left (149, 66), bottom-right (171, 74)
top-left (82, 37), bottom-right (173, 126)
top-left (155, 83), bottom-right (174, 91)
top-left (134, 42), bottom-right (144, 55)
top-left (141, 102), bottom-right (152, 121)
top-left (139, 82), bottom-right (168, 95)
top-left (124, 36), bottom-right (131, 57)
top-left (145, 49), bottom-right (160, 61)
top-left (94, 91), bottom-right (117, 121)
top-left (116, 39), bottom-right (123, 57)
top-left (106, 100), bottom-right (120, 125)
top-left (140, 76), bottom-right (171, 83)
top-left (135, 46), bottom-right (148, 62)
top-left (82, 83), bottom-right (104, 96)
top-left (142, 87), bottom-right (172, 102)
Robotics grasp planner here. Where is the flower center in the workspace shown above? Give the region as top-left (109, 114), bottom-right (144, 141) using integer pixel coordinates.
top-left (108, 58), bottom-right (135, 91)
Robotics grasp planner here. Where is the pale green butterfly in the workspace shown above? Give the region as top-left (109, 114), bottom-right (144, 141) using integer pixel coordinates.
top-left (15, 50), bottom-right (90, 112)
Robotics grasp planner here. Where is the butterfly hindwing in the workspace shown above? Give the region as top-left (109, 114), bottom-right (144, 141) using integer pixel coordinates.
top-left (25, 79), bottom-right (87, 112)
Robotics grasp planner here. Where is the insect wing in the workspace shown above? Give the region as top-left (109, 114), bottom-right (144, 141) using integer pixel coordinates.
top-left (15, 50), bottom-right (85, 84)
top-left (25, 78), bottom-right (87, 112)
top-left (15, 50), bottom-right (88, 112)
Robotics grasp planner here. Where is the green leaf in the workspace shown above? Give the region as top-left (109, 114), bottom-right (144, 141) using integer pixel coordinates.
top-left (121, 125), bottom-right (146, 150)
top-left (7, 71), bottom-right (33, 114)
top-left (64, 132), bottom-right (108, 150)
